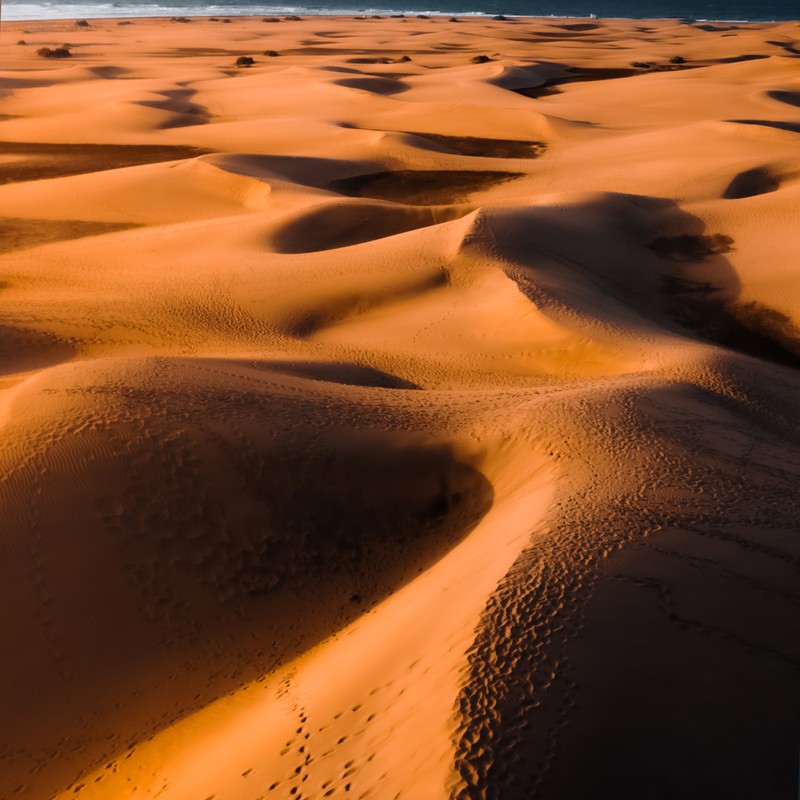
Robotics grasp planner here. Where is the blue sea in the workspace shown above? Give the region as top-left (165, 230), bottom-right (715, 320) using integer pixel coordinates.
top-left (5, 0), bottom-right (798, 22)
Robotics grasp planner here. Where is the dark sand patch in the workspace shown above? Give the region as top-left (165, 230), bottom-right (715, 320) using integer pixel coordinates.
top-left (717, 53), bottom-right (771, 63)
top-left (0, 142), bottom-right (213, 184)
top-left (729, 119), bottom-right (800, 134)
top-left (333, 77), bottom-right (409, 95)
top-left (329, 170), bottom-right (526, 205)
top-left (554, 22), bottom-right (602, 31)
top-left (0, 323), bottom-right (76, 377)
top-left (514, 64), bottom-right (701, 99)
top-left (0, 217), bottom-right (139, 254)
top-left (767, 90), bottom-right (800, 108)
top-left (723, 167), bottom-right (779, 199)
top-left (289, 271), bottom-right (448, 337)
top-left (514, 67), bottom-right (642, 98)
top-left (648, 233), bottom-right (734, 262)
top-left (663, 278), bottom-right (800, 369)
top-left (405, 133), bottom-right (545, 159)
top-left (286, 47), bottom-right (430, 57)
top-left (254, 360), bottom-right (419, 389)
top-left (272, 202), bottom-right (470, 254)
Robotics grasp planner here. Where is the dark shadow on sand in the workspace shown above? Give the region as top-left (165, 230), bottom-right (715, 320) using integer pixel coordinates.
top-left (0, 142), bottom-right (214, 184)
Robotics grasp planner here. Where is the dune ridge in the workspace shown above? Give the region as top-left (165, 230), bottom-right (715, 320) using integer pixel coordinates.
top-left (1, 14), bottom-right (799, 800)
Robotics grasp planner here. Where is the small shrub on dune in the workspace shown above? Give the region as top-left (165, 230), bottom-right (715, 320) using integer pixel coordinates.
top-left (37, 46), bottom-right (72, 58)
top-left (264, 50), bottom-right (280, 57)
top-left (670, 55), bottom-right (686, 64)
top-left (17, 39), bottom-right (27, 44)
top-left (470, 54), bottom-right (492, 64)
top-left (236, 55), bottom-right (255, 67)
top-left (75, 19), bottom-right (90, 27)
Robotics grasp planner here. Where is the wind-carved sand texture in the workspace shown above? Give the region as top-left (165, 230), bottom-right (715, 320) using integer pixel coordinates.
top-left (1, 14), bottom-right (800, 800)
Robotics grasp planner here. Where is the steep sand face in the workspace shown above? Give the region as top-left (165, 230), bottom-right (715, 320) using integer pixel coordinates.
top-left (1, 15), bottom-right (799, 800)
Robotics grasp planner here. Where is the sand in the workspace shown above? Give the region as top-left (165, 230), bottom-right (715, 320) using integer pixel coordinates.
top-left (1, 13), bottom-right (799, 800)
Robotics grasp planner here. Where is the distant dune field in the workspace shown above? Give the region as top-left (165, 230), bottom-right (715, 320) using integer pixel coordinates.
top-left (0, 14), bottom-right (799, 800)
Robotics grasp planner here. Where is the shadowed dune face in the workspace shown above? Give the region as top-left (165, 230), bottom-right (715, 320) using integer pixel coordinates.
top-left (722, 166), bottom-right (780, 198)
top-left (271, 201), bottom-right (472, 253)
top-left (332, 76), bottom-right (409, 94)
top-left (134, 87), bottom-right (211, 127)
top-left (0, 142), bottom-right (213, 184)
top-left (647, 231), bottom-right (800, 367)
top-left (403, 132), bottom-right (546, 158)
top-left (329, 170), bottom-right (526, 204)
top-left (288, 270), bottom-right (450, 337)
top-left (254, 359), bottom-right (420, 388)
top-left (767, 89), bottom-right (800, 107)
top-left (0, 217), bottom-right (138, 253)
top-left (730, 118), bottom-right (800, 133)
top-left (0, 323), bottom-right (76, 375)
top-left (0, 359), bottom-right (492, 799)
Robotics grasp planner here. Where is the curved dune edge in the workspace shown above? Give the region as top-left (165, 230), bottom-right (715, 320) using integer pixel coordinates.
top-left (1, 13), bottom-right (800, 800)
top-left (52, 435), bottom-right (554, 800)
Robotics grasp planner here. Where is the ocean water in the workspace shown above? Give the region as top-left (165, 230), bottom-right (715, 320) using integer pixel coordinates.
top-left (5, 0), bottom-right (798, 22)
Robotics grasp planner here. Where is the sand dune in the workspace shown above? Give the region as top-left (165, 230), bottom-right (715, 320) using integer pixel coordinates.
top-left (1, 14), bottom-right (799, 800)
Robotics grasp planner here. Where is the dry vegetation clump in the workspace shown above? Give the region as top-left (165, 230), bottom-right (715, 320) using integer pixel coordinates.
top-left (37, 46), bottom-right (72, 58)
top-left (649, 233), bottom-right (734, 261)
top-left (236, 55), bottom-right (255, 67)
